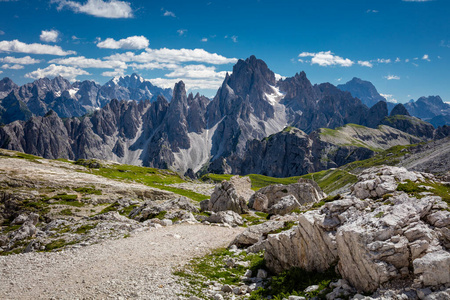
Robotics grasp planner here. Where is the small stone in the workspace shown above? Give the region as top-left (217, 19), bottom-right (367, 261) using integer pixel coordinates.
top-left (244, 269), bottom-right (252, 278)
top-left (288, 296), bottom-right (306, 300)
top-left (256, 269), bottom-right (268, 279)
top-left (221, 285), bottom-right (232, 293)
top-left (213, 294), bottom-right (224, 300)
top-left (304, 285), bottom-right (319, 293)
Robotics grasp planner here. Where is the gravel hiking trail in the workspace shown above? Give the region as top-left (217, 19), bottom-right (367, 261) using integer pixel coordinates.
top-left (0, 224), bottom-right (244, 300)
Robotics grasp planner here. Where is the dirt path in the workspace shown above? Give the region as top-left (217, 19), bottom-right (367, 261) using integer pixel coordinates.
top-left (0, 224), bottom-right (244, 300)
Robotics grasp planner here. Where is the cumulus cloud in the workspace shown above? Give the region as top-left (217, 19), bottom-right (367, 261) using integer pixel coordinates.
top-left (163, 10), bottom-right (175, 17)
top-left (201, 38), bottom-right (208, 42)
top-left (358, 60), bottom-right (373, 68)
top-left (422, 54), bottom-right (430, 61)
top-left (25, 64), bottom-right (90, 81)
top-left (395, 57), bottom-right (401, 63)
top-left (299, 51), bottom-right (354, 67)
top-left (49, 56), bottom-right (126, 69)
top-left (129, 62), bottom-right (179, 70)
top-left (0, 56), bottom-right (41, 64)
top-left (165, 65), bottom-right (227, 79)
top-left (53, 0), bottom-right (133, 19)
top-left (385, 75), bottom-right (400, 80)
top-left (97, 36), bottom-right (149, 50)
top-left (1, 64), bottom-right (24, 70)
top-left (40, 30), bottom-right (59, 43)
top-left (105, 48), bottom-right (238, 65)
top-left (0, 40), bottom-right (75, 56)
top-left (102, 69), bottom-right (125, 77)
top-left (380, 93), bottom-right (398, 103)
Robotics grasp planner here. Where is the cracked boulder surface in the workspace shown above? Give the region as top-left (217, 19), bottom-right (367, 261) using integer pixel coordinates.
top-left (263, 166), bottom-right (450, 293)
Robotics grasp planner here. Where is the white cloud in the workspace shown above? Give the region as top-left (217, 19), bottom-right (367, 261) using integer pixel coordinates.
top-left (412, 63), bottom-right (419, 67)
top-left (376, 58), bottom-right (391, 64)
top-left (380, 93), bottom-right (398, 103)
top-left (0, 70), bottom-right (2, 74)
top-left (40, 30), bottom-right (59, 43)
top-left (97, 35), bottom-right (149, 50)
top-left (165, 65), bottom-right (228, 79)
top-left (49, 56), bottom-right (127, 69)
top-left (101, 69), bottom-right (125, 77)
top-left (402, 0), bottom-right (432, 2)
top-left (275, 73), bottom-right (286, 81)
top-left (163, 10), bottom-right (175, 17)
top-left (230, 35), bottom-right (238, 43)
top-left (149, 77), bottom-right (225, 90)
top-left (298, 51), bottom-right (354, 67)
top-left (177, 29), bottom-right (187, 36)
top-left (384, 75), bottom-right (400, 80)
top-left (0, 56), bottom-right (41, 64)
top-left (105, 48), bottom-right (238, 65)
top-left (366, 9), bottom-right (378, 13)
top-left (53, 0), bottom-right (133, 19)
top-left (422, 54), bottom-right (430, 61)
top-left (395, 57), bottom-right (401, 63)
top-left (129, 62), bottom-right (179, 70)
top-left (405, 59), bottom-right (410, 62)
top-left (358, 60), bottom-right (373, 68)
top-left (25, 64), bottom-right (90, 81)
top-left (0, 40), bottom-right (75, 56)
top-left (1, 64), bottom-right (24, 70)
top-left (201, 38), bottom-right (208, 42)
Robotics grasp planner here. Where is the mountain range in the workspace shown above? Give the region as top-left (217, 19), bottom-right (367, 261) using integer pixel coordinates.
top-left (0, 74), bottom-right (172, 125)
top-left (0, 56), bottom-right (449, 177)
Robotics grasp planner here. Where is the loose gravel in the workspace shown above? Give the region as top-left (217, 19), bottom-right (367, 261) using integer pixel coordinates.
top-left (0, 224), bottom-right (244, 300)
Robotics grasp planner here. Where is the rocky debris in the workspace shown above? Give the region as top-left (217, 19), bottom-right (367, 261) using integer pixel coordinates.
top-left (208, 176), bottom-right (253, 214)
top-left (130, 196), bottom-right (199, 222)
top-left (262, 166), bottom-right (450, 294)
top-left (206, 211), bottom-right (244, 227)
top-left (249, 178), bottom-right (326, 213)
top-left (351, 166), bottom-right (428, 199)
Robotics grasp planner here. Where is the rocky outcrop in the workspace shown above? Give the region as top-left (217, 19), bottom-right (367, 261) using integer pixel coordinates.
top-left (208, 176), bottom-right (253, 214)
top-left (390, 103), bottom-right (410, 117)
top-left (262, 166), bottom-right (450, 293)
top-left (249, 178), bottom-right (326, 213)
top-left (404, 96), bottom-right (450, 126)
top-left (130, 196), bottom-right (198, 222)
top-left (206, 210), bottom-right (244, 227)
top-left (380, 115), bottom-right (435, 139)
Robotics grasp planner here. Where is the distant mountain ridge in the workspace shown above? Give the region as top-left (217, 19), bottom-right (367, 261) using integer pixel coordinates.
top-left (0, 56), bottom-right (447, 177)
top-left (0, 74), bottom-right (172, 125)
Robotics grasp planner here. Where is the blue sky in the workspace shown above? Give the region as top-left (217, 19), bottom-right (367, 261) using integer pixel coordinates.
top-left (0, 0), bottom-right (449, 103)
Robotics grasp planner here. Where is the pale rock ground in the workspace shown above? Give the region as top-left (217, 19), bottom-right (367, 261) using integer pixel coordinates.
top-left (0, 224), bottom-right (244, 300)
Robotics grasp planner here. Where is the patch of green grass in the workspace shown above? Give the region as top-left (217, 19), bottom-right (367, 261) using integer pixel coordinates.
top-left (301, 169), bottom-right (357, 195)
top-left (0, 151), bottom-right (41, 160)
top-left (255, 211), bottom-right (269, 219)
top-left (44, 239), bottom-right (77, 251)
top-left (145, 210), bottom-right (167, 220)
top-left (428, 182), bottom-right (450, 204)
top-left (200, 173), bottom-right (233, 183)
top-left (396, 180), bottom-right (427, 199)
top-left (241, 214), bottom-right (264, 226)
top-left (74, 187), bottom-right (102, 195)
top-left (249, 265), bottom-right (339, 300)
top-left (51, 193), bottom-right (78, 201)
top-left (374, 211), bottom-right (384, 218)
top-left (174, 248), bottom-right (265, 298)
top-left (75, 223), bottom-right (97, 234)
top-left (1, 224), bottom-right (21, 234)
top-left (54, 200), bottom-right (85, 207)
top-left (98, 202), bottom-right (120, 214)
top-left (118, 205), bottom-right (138, 217)
top-left (200, 173), bottom-right (301, 191)
top-left (60, 208), bottom-right (73, 216)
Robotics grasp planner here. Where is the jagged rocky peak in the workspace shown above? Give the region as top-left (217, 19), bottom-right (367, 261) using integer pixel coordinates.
top-left (0, 77), bottom-right (19, 98)
top-left (390, 103), bottom-right (410, 116)
top-left (225, 55), bottom-right (276, 96)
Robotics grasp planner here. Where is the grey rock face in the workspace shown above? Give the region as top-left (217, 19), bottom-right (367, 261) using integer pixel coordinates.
top-left (380, 115), bottom-right (435, 139)
top-left (230, 220), bottom-right (287, 247)
top-left (206, 210), bottom-right (244, 227)
top-left (249, 178), bottom-right (326, 213)
top-left (209, 176), bottom-right (253, 214)
top-left (404, 96), bottom-right (450, 126)
top-left (262, 166), bottom-right (450, 293)
top-left (390, 103), bottom-right (410, 117)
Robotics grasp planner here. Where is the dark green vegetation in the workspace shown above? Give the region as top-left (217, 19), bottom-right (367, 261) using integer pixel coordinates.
top-left (397, 179), bottom-right (450, 205)
top-left (249, 265), bottom-right (340, 300)
top-left (73, 187), bottom-right (102, 195)
top-left (174, 248), bottom-right (265, 298)
top-left (44, 239), bottom-right (78, 251)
